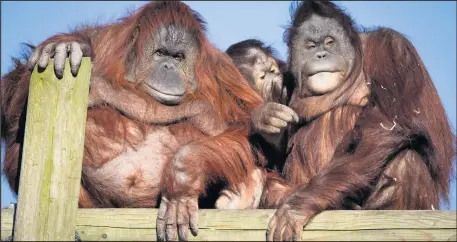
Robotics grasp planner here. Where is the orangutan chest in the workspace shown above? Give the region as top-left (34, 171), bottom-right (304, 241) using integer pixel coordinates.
top-left (288, 107), bottom-right (361, 174)
top-left (83, 126), bottom-right (181, 202)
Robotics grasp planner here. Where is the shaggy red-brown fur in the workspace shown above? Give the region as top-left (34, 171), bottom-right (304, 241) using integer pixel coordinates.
top-left (263, 1), bottom-right (455, 240)
top-left (283, 1), bottom-right (455, 210)
top-left (1, 1), bottom-right (264, 210)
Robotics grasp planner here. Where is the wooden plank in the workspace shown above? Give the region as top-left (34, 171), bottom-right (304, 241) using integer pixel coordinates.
top-left (1, 205), bottom-right (14, 240)
top-left (75, 227), bottom-right (457, 241)
top-left (74, 209), bottom-right (456, 230)
top-left (2, 208), bottom-right (455, 241)
top-left (12, 58), bottom-right (91, 241)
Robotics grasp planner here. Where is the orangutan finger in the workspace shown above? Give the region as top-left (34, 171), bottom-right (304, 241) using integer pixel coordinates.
top-left (262, 125), bottom-right (281, 134)
top-left (177, 200), bottom-right (189, 241)
top-left (283, 226), bottom-right (294, 241)
top-left (178, 224), bottom-right (188, 241)
top-left (264, 104), bottom-right (297, 124)
top-left (156, 198), bottom-right (169, 241)
top-left (79, 42), bottom-right (92, 57)
top-left (274, 217), bottom-right (287, 241)
top-left (266, 117), bottom-right (288, 129)
top-left (292, 223), bottom-right (304, 241)
top-left (291, 109), bottom-right (299, 123)
top-left (53, 43), bottom-right (68, 79)
top-left (266, 216), bottom-right (277, 241)
top-left (276, 105), bottom-right (299, 123)
top-left (38, 43), bottom-right (55, 69)
top-left (188, 198), bottom-right (199, 236)
top-left (165, 200), bottom-right (178, 241)
top-left (28, 46), bottom-right (42, 70)
top-left (70, 42), bottom-right (83, 77)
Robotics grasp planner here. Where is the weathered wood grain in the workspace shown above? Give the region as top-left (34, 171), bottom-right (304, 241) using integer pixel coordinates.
top-left (75, 227), bottom-right (457, 241)
top-left (2, 208), bottom-right (455, 241)
top-left (74, 209), bottom-right (456, 230)
top-left (11, 58), bottom-right (91, 241)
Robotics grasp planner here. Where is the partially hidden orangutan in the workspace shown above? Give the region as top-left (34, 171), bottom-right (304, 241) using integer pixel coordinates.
top-left (226, 39), bottom-right (288, 104)
top-left (1, 1), bottom-right (270, 241)
top-left (225, 39), bottom-right (298, 173)
top-left (262, 1), bottom-right (456, 240)
top-left (211, 39), bottom-right (304, 211)
top-left (224, 40), bottom-right (302, 213)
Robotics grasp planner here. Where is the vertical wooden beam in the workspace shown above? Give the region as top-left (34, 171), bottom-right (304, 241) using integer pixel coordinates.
top-left (13, 58), bottom-right (91, 241)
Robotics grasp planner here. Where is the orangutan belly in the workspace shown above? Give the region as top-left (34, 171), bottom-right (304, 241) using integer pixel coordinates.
top-left (83, 126), bottom-right (180, 206)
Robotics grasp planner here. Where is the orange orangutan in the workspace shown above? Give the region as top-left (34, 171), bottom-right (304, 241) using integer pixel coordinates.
top-left (1, 1), bottom-right (267, 241)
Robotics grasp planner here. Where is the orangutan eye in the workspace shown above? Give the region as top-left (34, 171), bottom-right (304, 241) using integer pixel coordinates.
top-left (305, 41), bottom-right (316, 49)
top-left (259, 72), bottom-right (266, 80)
top-left (174, 53), bottom-right (185, 61)
top-left (270, 65), bottom-right (279, 74)
top-left (155, 49), bottom-right (168, 57)
top-left (324, 37), bottom-right (334, 45)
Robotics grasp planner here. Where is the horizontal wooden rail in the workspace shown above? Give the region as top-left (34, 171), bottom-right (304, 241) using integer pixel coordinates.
top-left (1, 207), bottom-right (455, 241)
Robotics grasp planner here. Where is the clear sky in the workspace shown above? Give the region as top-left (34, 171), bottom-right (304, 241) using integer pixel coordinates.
top-left (1, 1), bottom-right (456, 210)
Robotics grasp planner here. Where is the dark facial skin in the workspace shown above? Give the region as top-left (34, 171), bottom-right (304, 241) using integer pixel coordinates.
top-left (226, 40), bottom-right (285, 103)
top-left (248, 49), bottom-right (283, 101)
top-left (289, 14), bottom-right (355, 96)
top-left (126, 26), bottom-right (199, 105)
top-left (234, 49), bottom-right (283, 102)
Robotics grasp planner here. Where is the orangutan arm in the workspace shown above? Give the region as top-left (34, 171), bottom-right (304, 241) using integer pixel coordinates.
top-left (156, 126), bottom-right (259, 241)
top-left (259, 171), bottom-right (296, 209)
top-left (162, 126), bottom-right (258, 196)
top-left (267, 110), bottom-right (410, 241)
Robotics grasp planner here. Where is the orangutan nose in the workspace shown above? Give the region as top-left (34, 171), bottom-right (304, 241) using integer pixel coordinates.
top-left (315, 51), bottom-right (327, 59)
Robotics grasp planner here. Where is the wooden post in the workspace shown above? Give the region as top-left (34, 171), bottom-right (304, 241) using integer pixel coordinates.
top-left (13, 58), bottom-right (91, 241)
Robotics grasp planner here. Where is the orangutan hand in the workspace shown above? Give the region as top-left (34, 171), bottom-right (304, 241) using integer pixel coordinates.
top-left (251, 102), bottom-right (299, 134)
top-left (266, 203), bottom-right (314, 241)
top-left (28, 40), bottom-right (92, 78)
top-left (156, 195), bottom-right (199, 241)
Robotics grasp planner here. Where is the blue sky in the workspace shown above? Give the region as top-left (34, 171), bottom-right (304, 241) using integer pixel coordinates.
top-left (1, 1), bottom-right (455, 209)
